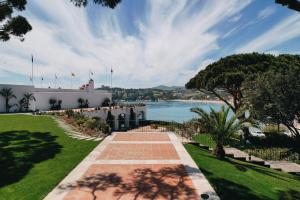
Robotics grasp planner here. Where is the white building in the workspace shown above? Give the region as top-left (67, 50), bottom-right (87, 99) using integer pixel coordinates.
top-left (0, 79), bottom-right (111, 112)
top-left (0, 79), bottom-right (147, 130)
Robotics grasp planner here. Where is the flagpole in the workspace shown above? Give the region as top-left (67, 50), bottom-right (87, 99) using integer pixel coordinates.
top-left (110, 67), bottom-right (113, 94)
top-left (31, 54), bottom-right (34, 86)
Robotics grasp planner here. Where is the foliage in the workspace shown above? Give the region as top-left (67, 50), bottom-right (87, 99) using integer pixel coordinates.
top-left (78, 98), bottom-right (84, 108)
top-left (65, 109), bottom-right (74, 118)
top-left (49, 99), bottom-right (62, 110)
top-left (186, 53), bottom-right (275, 113)
top-left (106, 110), bottom-right (114, 130)
top-left (101, 97), bottom-right (110, 107)
top-left (19, 93), bottom-right (35, 112)
top-left (275, 0), bottom-right (300, 12)
top-left (185, 144), bottom-right (300, 200)
top-left (191, 106), bottom-right (247, 159)
top-left (245, 62), bottom-right (300, 151)
top-left (0, 1), bottom-right (32, 41)
top-left (83, 99), bottom-right (89, 108)
top-left (150, 124), bottom-right (158, 129)
top-left (84, 118), bottom-right (110, 134)
top-left (262, 124), bottom-right (286, 134)
top-left (0, 88), bottom-right (16, 112)
top-left (0, 0), bottom-right (120, 42)
top-left (129, 108), bottom-right (136, 128)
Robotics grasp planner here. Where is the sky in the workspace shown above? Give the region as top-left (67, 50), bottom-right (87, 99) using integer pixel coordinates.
top-left (1, 0), bottom-right (300, 89)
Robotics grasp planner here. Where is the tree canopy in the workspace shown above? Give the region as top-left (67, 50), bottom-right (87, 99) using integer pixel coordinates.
top-left (275, 0), bottom-right (300, 12)
top-left (245, 56), bottom-right (300, 140)
top-left (186, 53), bottom-right (275, 112)
top-left (0, 0), bottom-right (121, 42)
top-left (0, 0), bottom-right (32, 41)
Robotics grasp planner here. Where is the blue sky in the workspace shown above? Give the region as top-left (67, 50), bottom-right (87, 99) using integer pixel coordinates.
top-left (1, 0), bottom-right (300, 88)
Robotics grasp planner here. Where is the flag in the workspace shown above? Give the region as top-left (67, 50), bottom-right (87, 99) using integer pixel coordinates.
top-left (71, 72), bottom-right (75, 77)
top-left (41, 77), bottom-right (43, 81)
top-left (31, 55), bottom-right (33, 63)
top-left (111, 68), bottom-right (113, 73)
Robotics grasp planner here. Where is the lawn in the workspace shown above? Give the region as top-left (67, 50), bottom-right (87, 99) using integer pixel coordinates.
top-left (185, 144), bottom-right (300, 200)
top-left (192, 133), bottom-right (216, 148)
top-left (0, 115), bottom-right (99, 200)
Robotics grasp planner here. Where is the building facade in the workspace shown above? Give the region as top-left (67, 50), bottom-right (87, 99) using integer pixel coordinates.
top-left (0, 79), bottom-right (111, 112)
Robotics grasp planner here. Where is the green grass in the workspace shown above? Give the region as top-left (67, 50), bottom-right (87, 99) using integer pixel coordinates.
top-left (192, 133), bottom-right (216, 148)
top-left (184, 144), bottom-right (300, 200)
top-left (0, 115), bottom-right (99, 200)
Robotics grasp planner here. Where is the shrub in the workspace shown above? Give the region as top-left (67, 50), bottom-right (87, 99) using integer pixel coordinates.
top-left (102, 98), bottom-right (110, 107)
top-left (65, 109), bottom-right (74, 118)
top-left (99, 121), bottom-right (111, 134)
top-left (263, 124), bottom-right (285, 134)
top-left (85, 119), bottom-right (99, 130)
top-left (76, 118), bottom-right (86, 126)
top-left (150, 124), bottom-right (158, 129)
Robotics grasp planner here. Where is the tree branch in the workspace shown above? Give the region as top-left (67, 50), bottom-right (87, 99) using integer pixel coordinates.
top-left (211, 89), bottom-right (235, 112)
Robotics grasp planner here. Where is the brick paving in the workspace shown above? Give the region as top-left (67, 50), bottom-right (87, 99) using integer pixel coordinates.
top-left (44, 132), bottom-right (219, 200)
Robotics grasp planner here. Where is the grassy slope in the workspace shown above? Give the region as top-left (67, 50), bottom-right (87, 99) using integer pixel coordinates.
top-left (184, 144), bottom-right (300, 200)
top-left (0, 115), bottom-right (99, 200)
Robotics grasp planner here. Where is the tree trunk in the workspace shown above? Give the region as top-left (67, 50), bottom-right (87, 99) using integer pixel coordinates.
top-left (5, 98), bottom-right (9, 113)
top-left (213, 143), bottom-right (225, 159)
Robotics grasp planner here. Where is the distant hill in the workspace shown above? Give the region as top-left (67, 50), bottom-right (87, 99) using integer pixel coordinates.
top-left (151, 85), bottom-right (185, 91)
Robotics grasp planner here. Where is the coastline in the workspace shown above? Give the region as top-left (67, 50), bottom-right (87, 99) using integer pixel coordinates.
top-left (171, 99), bottom-right (225, 104)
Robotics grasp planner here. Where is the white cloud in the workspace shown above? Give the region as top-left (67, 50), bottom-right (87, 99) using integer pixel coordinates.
top-left (229, 14), bottom-right (242, 22)
top-left (237, 14), bottom-right (300, 53)
top-left (258, 6), bottom-right (276, 19)
top-left (0, 0), bottom-right (252, 88)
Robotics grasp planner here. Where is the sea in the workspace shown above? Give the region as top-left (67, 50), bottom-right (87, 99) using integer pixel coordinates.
top-left (138, 101), bottom-right (223, 123)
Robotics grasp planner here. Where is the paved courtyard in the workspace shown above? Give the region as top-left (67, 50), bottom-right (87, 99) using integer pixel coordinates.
top-left (44, 132), bottom-right (218, 200)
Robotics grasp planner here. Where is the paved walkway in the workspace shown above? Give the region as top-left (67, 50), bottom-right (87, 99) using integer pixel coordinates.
top-left (44, 131), bottom-right (219, 200)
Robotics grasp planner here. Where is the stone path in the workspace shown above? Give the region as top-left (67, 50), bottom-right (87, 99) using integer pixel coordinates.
top-left (53, 117), bottom-right (102, 141)
top-left (44, 131), bottom-right (219, 200)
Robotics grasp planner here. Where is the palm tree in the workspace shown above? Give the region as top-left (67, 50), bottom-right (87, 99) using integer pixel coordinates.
top-left (20, 93), bottom-right (36, 112)
top-left (191, 106), bottom-right (247, 159)
top-left (0, 88), bottom-right (16, 113)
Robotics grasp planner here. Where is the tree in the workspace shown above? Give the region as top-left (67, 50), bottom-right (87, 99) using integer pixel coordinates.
top-left (245, 66), bottom-right (300, 151)
top-left (129, 108), bottom-right (136, 128)
top-left (275, 0), bottom-right (300, 12)
top-left (186, 53), bottom-right (275, 113)
top-left (0, 88), bottom-right (16, 112)
top-left (0, 0), bottom-right (121, 42)
top-left (0, 0), bottom-right (32, 41)
top-left (106, 110), bottom-right (114, 130)
top-left (83, 99), bottom-right (89, 108)
top-left (102, 97), bottom-right (110, 107)
top-left (49, 98), bottom-right (57, 110)
top-left (78, 98), bottom-right (84, 108)
top-left (19, 93), bottom-right (35, 112)
top-left (191, 106), bottom-right (246, 159)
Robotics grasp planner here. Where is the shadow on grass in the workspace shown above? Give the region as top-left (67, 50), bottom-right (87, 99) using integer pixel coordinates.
top-left (0, 130), bottom-right (62, 187)
top-left (59, 165), bottom-right (198, 200)
top-left (208, 178), bottom-right (270, 200)
top-left (278, 189), bottom-right (300, 200)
